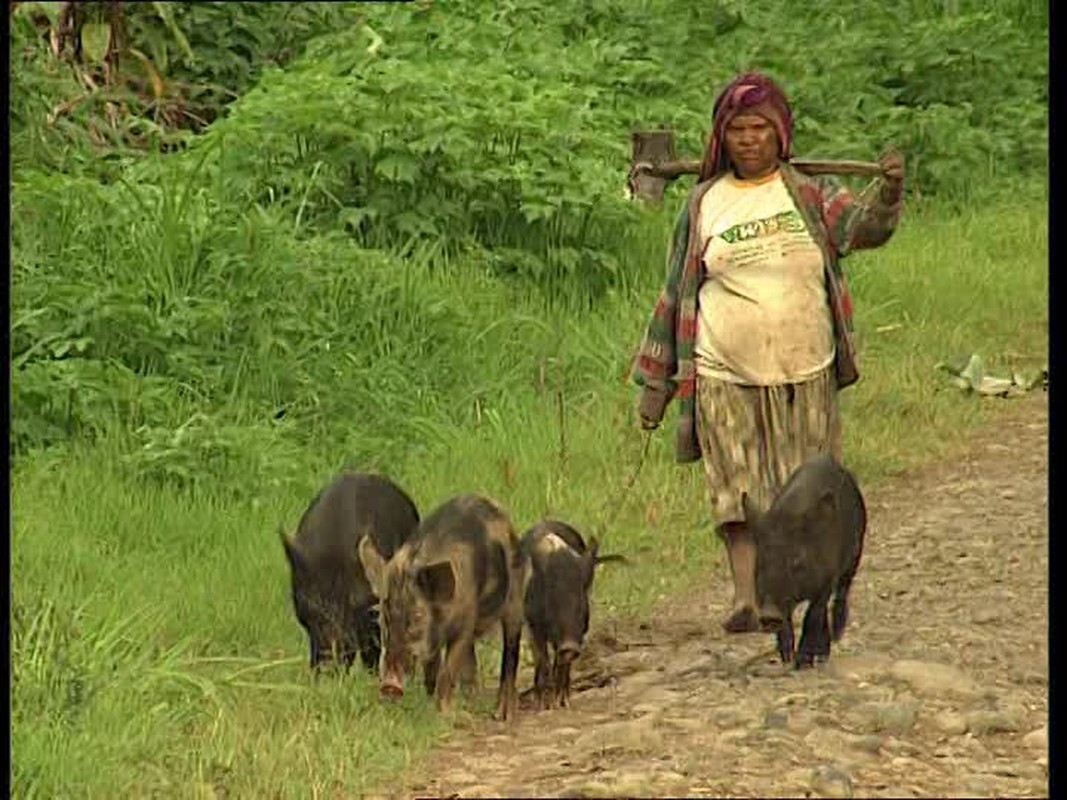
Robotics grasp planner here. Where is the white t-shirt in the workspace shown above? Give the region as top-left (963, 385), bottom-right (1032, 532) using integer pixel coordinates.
top-left (694, 170), bottom-right (836, 386)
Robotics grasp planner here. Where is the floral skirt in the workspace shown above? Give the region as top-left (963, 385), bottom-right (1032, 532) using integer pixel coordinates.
top-left (695, 366), bottom-right (842, 526)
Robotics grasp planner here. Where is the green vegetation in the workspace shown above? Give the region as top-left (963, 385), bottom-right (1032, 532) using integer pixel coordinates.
top-left (11, 1), bottom-right (1047, 796)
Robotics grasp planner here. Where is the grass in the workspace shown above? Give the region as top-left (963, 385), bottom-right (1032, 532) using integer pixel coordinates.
top-left (10, 186), bottom-right (1047, 797)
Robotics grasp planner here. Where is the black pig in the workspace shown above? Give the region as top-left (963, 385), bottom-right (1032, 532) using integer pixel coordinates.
top-left (521, 520), bottom-right (623, 709)
top-left (359, 494), bottom-right (526, 722)
top-left (742, 453), bottom-right (866, 670)
top-left (280, 472), bottom-right (420, 671)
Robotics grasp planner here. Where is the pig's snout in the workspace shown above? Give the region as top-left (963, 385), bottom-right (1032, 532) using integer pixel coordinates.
top-left (558, 642), bottom-right (582, 664)
top-left (379, 670), bottom-right (405, 700)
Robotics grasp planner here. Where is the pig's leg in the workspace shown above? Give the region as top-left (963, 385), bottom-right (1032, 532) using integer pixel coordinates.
top-left (831, 555), bottom-right (860, 641)
top-left (830, 579), bottom-right (853, 642)
top-left (355, 606), bottom-right (381, 673)
top-left (552, 654), bottom-right (572, 709)
top-left (833, 483), bottom-right (866, 642)
top-left (530, 627), bottom-right (551, 710)
top-left (795, 593), bottom-right (832, 670)
top-left (494, 615), bottom-right (523, 723)
top-left (423, 651), bottom-right (442, 696)
top-left (435, 630), bottom-right (475, 713)
top-left (776, 617), bottom-right (795, 664)
top-left (562, 661), bottom-right (572, 707)
top-left (342, 647), bottom-right (358, 670)
top-left (774, 602), bottom-right (796, 664)
top-left (459, 642), bottom-right (479, 703)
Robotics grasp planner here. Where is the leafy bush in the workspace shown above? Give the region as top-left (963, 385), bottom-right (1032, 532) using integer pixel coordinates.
top-left (9, 1), bottom-right (366, 175)
top-left (10, 0), bottom-right (1048, 483)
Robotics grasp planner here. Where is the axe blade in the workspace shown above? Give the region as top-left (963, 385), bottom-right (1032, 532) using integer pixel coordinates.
top-left (628, 129), bottom-right (677, 202)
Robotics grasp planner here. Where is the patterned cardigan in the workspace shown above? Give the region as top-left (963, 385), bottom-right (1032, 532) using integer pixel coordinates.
top-left (631, 161), bottom-right (904, 464)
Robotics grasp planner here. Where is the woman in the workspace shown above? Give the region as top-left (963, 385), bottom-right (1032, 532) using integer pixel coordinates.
top-left (631, 72), bottom-right (904, 634)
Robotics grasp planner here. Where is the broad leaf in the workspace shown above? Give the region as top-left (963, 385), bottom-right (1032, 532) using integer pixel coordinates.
top-left (80, 22), bottom-right (111, 65)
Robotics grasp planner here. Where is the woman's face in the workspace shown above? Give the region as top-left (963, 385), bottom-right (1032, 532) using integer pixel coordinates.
top-left (724, 113), bottom-right (780, 179)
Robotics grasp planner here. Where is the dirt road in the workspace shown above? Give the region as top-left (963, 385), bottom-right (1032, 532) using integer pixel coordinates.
top-left (397, 394), bottom-right (1048, 799)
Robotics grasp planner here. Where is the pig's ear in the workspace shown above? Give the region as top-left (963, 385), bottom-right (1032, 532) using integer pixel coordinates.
top-left (358, 535), bottom-right (387, 597)
top-left (741, 492), bottom-right (760, 525)
top-left (415, 561), bottom-right (456, 604)
top-left (279, 527), bottom-right (305, 573)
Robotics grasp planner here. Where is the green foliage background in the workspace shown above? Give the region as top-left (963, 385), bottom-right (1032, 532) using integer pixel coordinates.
top-left (10, 0), bottom-right (1049, 479)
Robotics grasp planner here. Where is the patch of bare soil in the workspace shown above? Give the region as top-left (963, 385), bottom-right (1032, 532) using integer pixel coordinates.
top-left (396, 394), bottom-right (1048, 799)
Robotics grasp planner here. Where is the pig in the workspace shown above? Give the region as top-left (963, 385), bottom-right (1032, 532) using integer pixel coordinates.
top-left (520, 520), bottom-right (624, 710)
top-left (358, 494), bottom-right (527, 722)
top-left (742, 453), bottom-right (866, 670)
top-left (279, 472), bottom-right (420, 671)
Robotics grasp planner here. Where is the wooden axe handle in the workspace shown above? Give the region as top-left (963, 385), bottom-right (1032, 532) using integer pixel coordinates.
top-left (638, 158), bottom-right (884, 179)
top-left (790, 158), bottom-right (885, 177)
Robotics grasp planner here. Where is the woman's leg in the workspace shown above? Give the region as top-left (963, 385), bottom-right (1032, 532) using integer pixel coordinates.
top-left (695, 375), bottom-right (767, 633)
top-left (717, 519), bottom-right (759, 632)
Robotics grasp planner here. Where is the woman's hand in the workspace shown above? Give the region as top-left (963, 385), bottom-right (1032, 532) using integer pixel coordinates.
top-left (878, 147), bottom-right (905, 201)
top-left (879, 148), bottom-right (904, 182)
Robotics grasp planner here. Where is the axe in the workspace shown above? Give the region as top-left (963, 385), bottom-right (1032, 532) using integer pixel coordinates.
top-left (627, 129), bottom-right (884, 202)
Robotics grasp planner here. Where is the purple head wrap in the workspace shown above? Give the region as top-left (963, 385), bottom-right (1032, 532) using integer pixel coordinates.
top-left (699, 72), bottom-right (794, 181)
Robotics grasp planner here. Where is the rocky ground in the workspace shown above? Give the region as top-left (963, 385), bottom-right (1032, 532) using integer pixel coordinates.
top-left (394, 393), bottom-right (1048, 799)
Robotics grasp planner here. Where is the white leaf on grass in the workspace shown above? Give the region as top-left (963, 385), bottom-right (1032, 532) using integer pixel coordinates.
top-left (936, 354), bottom-right (1046, 399)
